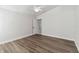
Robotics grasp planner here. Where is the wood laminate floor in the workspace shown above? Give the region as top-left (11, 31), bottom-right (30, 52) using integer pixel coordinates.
top-left (0, 34), bottom-right (78, 53)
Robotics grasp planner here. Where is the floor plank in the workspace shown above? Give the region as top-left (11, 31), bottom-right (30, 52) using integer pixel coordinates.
top-left (0, 34), bottom-right (78, 53)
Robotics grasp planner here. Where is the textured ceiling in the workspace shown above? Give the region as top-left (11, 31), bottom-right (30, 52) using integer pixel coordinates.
top-left (0, 5), bottom-right (57, 16)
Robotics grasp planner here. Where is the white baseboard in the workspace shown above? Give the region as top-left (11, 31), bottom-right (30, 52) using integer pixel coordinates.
top-left (42, 34), bottom-right (79, 50)
top-left (41, 34), bottom-right (74, 41)
top-left (0, 34), bottom-right (34, 44)
top-left (74, 41), bottom-right (79, 52)
top-left (41, 34), bottom-right (79, 51)
top-left (0, 33), bottom-right (78, 51)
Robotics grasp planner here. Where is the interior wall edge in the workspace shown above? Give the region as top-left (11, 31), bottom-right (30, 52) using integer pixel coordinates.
top-left (0, 34), bottom-right (34, 45)
top-left (74, 41), bottom-right (79, 52)
top-left (41, 33), bottom-right (75, 41)
top-left (41, 33), bottom-right (79, 51)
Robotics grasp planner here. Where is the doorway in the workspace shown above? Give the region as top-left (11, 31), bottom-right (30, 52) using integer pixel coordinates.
top-left (32, 18), bottom-right (42, 34)
top-left (37, 19), bottom-right (41, 34)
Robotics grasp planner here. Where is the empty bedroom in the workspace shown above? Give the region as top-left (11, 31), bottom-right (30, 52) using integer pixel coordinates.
top-left (0, 5), bottom-right (79, 53)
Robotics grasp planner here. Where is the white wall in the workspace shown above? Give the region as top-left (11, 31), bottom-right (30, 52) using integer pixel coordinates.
top-left (37, 6), bottom-right (75, 41)
top-left (74, 6), bottom-right (79, 50)
top-left (0, 8), bottom-right (34, 43)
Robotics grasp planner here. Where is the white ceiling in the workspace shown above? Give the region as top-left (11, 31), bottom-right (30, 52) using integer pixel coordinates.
top-left (0, 5), bottom-right (57, 16)
top-left (34, 5), bottom-right (57, 15)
